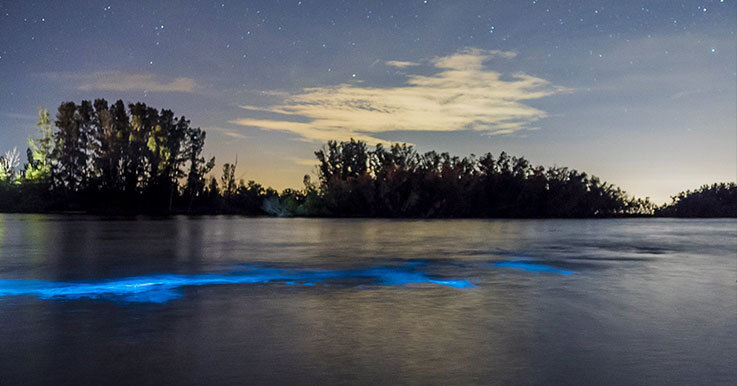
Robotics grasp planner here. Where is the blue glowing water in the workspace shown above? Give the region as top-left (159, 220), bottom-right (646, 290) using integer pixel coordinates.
top-left (0, 266), bottom-right (475, 303)
top-left (0, 259), bottom-right (580, 303)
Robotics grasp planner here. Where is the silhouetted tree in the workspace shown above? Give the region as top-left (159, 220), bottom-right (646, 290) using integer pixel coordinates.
top-left (53, 101), bottom-right (87, 191)
top-left (657, 183), bottom-right (737, 217)
top-left (302, 139), bottom-right (657, 218)
top-left (220, 161), bottom-right (238, 198)
top-left (183, 128), bottom-right (215, 211)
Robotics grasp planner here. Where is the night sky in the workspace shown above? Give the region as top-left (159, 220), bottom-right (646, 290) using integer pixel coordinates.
top-left (1, 1), bottom-right (735, 203)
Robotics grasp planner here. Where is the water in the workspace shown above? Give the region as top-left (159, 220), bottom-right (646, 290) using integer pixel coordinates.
top-left (0, 215), bottom-right (734, 385)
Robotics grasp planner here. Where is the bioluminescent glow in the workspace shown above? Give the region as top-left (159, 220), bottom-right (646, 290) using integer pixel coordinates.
top-left (0, 266), bottom-right (474, 303)
top-left (493, 261), bottom-right (574, 275)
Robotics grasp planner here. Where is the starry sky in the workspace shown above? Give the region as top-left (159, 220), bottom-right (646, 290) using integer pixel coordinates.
top-left (1, 0), bottom-right (735, 203)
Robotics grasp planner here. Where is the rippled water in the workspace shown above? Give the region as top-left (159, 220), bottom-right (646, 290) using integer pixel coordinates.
top-left (0, 214), bottom-right (734, 385)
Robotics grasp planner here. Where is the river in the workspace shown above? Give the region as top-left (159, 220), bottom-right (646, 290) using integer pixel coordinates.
top-left (0, 215), bottom-right (734, 384)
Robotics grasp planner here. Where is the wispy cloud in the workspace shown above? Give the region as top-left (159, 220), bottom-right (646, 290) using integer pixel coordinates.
top-left (1, 112), bottom-right (37, 121)
top-left (44, 71), bottom-right (197, 93)
top-left (385, 60), bottom-right (419, 68)
top-left (208, 127), bottom-right (251, 140)
top-left (287, 157), bottom-right (320, 167)
top-left (232, 48), bottom-right (567, 143)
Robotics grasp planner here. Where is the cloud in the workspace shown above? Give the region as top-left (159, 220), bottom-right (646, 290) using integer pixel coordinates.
top-left (287, 157), bottom-right (320, 167)
top-left (0, 112), bottom-right (37, 121)
top-left (208, 127), bottom-right (250, 140)
top-left (44, 71), bottom-right (196, 93)
top-left (232, 48), bottom-right (568, 143)
top-left (385, 60), bottom-right (419, 68)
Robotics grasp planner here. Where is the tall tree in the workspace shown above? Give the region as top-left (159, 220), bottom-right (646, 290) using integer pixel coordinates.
top-left (107, 99), bottom-right (130, 192)
top-left (53, 101), bottom-right (85, 191)
top-left (24, 108), bottom-right (54, 182)
top-left (220, 161), bottom-right (237, 198)
top-left (183, 127), bottom-right (215, 210)
top-left (123, 102), bottom-right (152, 198)
top-left (76, 100), bottom-right (94, 188)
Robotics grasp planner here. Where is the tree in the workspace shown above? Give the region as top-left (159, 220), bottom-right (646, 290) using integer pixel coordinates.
top-left (24, 108), bottom-right (54, 182)
top-left (183, 128), bottom-right (215, 211)
top-left (125, 102), bottom-right (155, 197)
top-left (0, 148), bottom-right (21, 182)
top-left (53, 101), bottom-right (86, 191)
top-left (657, 183), bottom-right (737, 217)
top-left (220, 161), bottom-right (237, 198)
top-left (76, 100), bottom-right (94, 187)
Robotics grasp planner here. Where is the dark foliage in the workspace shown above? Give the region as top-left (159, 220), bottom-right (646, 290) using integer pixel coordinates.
top-left (656, 183), bottom-right (737, 217)
top-left (301, 139), bottom-right (655, 217)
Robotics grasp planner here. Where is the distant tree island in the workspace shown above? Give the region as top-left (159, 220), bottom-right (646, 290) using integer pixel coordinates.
top-left (1, 99), bottom-right (735, 217)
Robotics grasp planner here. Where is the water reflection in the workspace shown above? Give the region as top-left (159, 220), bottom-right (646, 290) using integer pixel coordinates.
top-left (493, 260), bottom-right (574, 275)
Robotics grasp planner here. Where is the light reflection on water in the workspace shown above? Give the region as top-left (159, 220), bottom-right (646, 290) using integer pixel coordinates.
top-left (0, 214), bottom-right (734, 385)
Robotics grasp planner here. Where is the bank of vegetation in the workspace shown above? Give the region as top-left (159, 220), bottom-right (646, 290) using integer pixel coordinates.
top-left (0, 100), bottom-right (734, 217)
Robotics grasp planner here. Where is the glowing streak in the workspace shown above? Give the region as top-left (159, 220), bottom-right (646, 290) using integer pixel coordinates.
top-left (0, 267), bottom-right (474, 304)
top-left (493, 261), bottom-right (574, 275)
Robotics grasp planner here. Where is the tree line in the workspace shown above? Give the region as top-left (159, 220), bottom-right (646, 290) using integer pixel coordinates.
top-left (0, 99), bottom-right (734, 217)
top-left (272, 139), bottom-right (656, 217)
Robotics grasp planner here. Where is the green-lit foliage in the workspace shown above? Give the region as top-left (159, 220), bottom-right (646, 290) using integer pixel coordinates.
top-left (0, 99), bottom-right (218, 213)
top-left (0, 148), bottom-right (21, 182)
top-left (24, 108), bottom-right (54, 182)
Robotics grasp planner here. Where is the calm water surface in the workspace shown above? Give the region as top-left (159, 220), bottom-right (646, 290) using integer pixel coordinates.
top-left (0, 215), bottom-right (735, 385)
